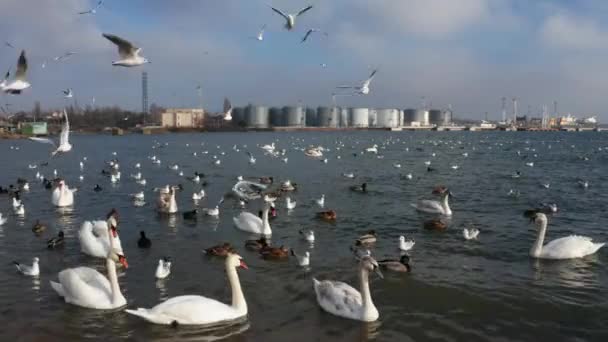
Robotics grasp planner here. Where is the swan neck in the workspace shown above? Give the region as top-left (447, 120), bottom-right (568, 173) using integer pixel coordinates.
top-left (106, 257), bottom-right (122, 304)
top-left (442, 195), bottom-right (451, 214)
top-left (359, 268), bottom-right (375, 311)
top-left (530, 220), bottom-right (547, 258)
top-left (227, 264), bottom-right (247, 313)
top-left (262, 207), bottom-right (271, 234)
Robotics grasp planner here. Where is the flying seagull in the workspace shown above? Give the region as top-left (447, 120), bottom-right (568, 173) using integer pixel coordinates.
top-left (251, 24), bottom-right (266, 41)
top-left (336, 69), bottom-right (378, 95)
top-left (102, 33), bottom-right (150, 67)
top-left (63, 88), bottom-right (73, 98)
top-left (269, 5), bottom-right (313, 31)
top-left (5, 41), bottom-right (14, 48)
top-left (29, 110), bottom-right (72, 156)
top-left (301, 28), bottom-right (327, 43)
top-left (53, 52), bottom-right (77, 62)
top-left (223, 98), bottom-right (233, 121)
top-left (79, 0), bottom-right (103, 15)
top-left (1, 50), bottom-right (30, 95)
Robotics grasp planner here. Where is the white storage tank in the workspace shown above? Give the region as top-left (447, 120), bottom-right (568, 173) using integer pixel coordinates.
top-left (318, 107), bottom-right (339, 128)
top-left (245, 105), bottom-right (269, 128)
top-left (305, 108), bottom-right (317, 127)
top-left (340, 108), bottom-right (349, 127)
top-left (349, 108), bottom-right (369, 128)
top-left (283, 106), bottom-right (304, 127)
top-left (375, 108), bottom-right (399, 128)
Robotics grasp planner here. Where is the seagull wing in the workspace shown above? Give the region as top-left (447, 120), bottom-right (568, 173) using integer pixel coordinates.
top-left (296, 5), bottom-right (313, 17)
top-left (102, 33), bottom-right (137, 59)
top-left (15, 50), bottom-right (27, 81)
top-left (301, 29), bottom-right (313, 43)
top-left (78, 10), bottom-right (92, 14)
top-left (362, 69), bottom-right (377, 87)
top-left (270, 6), bottom-right (290, 20)
top-left (336, 85), bottom-right (357, 89)
top-left (30, 137), bottom-right (57, 148)
top-left (60, 110), bottom-right (70, 146)
top-left (3, 69), bottom-right (9, 81)
top-left (95, 0), bottom-right (103, 10)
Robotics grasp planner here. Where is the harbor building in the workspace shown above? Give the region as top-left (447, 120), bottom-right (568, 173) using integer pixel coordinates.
top-left (161, 108), bottom-right (205, 128)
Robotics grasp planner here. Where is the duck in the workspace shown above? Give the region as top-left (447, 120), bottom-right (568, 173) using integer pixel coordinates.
top-left (350, 183), bottom-right (367, 193)
top-left (291, 249), bottom-right (310, 266)
top-left (463, 228), bottom-right (480, 240)
top-left (424, 219), bottom-right (447, 231)
top-left (314, 194), bottom-right (325, 208)
top-left (182, 209), bottom-right (198, 220)
top-left (355, 230), bottom-right (377, 246)
top-left (260, 245), bottom-right (289, 260)
top-left (155, 257), bottom-right (172, 279)
top-left (378, 255), bottom-right (411, 273)
top-left (313, 255), bottom-right (382, 322)
top-left (299, 229), bottom-right (315, 243)
top-left (52, 179), bottom-right (76, 207)
top-left (245, 237), bottom-right (270, 251)
top-left (398, 236), bottom-right (415, 251)
top-left (204, 243), bottom-right (236, 257)
top-left (47, 231), bottom-right (65, 248)
top-left (78, 211), bottom-right (123, 258)
top-left (126, 253), bottom-right (248, 325)
top-left (94, 184), bottom-right (103, 192)
top-left (32, 220), bottom-right (47, 234)
top-left (14, 257), bottom-right (40, 276)
top-left (233, 204), bottom-right (272, 236)
top-left (524, 211), bottom-right (604, 259)
top-left (286, 197), bottom-right (297, 210)
top-left (412, 186), bottom-right (453, 216)
top-left (192, 189), bottom-right (205, 201)
top-left (316, 210), bottom-right (337, 221)
top-left (138, 231), bottom-right (152, 249)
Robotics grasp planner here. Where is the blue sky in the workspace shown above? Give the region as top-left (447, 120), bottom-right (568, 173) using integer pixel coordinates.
top-left (1, 0), bottom-right (608, 120)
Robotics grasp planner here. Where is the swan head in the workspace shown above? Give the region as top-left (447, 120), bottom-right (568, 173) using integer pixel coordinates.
top-left (432, 186), bottom-right (449, 196)
top-left (33, 257), bottom-right (39, 264)
top-left (399, 236), bottom-right (405, 242)
top-left (523, 210), bottom-right (548, 225)
top-left (109, 250), bottom-right (128, 268)
top-left (360, 255), bottom-right (383, 279)
top-left (226, 253), bottom-right (248, 270)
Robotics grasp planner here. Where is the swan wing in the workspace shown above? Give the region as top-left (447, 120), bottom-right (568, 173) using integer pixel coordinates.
top-left (541, 235), bottom-right (605, 259)
top-left (233, 212), bottom-right (263, 233)
top-left (57, 267), bottom-right (112, 308)
top-left (313, 278), bottom-right (362, 319)
top-left (412, 200), bottom-right (443, 214)
top-left (126, 295), bottom-right (242, 325)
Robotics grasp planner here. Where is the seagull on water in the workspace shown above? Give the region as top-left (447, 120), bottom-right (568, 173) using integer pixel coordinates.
top-left (1, 50), bottom-right (30, 95)
top-left (269, 5), bottom-right (313, 31)
top-left (102, 33), bottom-right (150, 67)
top-left (29, 109), bottom-right (71, 156)
top-left (79, 0), bottom-right (103, 15)
top-left (335, 69), bottom-right (378, 95)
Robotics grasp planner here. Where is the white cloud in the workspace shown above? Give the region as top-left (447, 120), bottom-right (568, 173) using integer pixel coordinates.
top-left (540, 13), bottom-right (608, 50)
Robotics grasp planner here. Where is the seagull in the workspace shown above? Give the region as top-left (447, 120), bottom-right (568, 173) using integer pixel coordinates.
top-left (252, 24), bottom-right (266, 41)
top-left (102, 33), bottom-right (150, 67)
top-left (5, 41), bottom-right (14, 48)
top-left (269, 5), bottom-right (313, 31)
top-left (14, 257), bottom-right (39, 276)
top-left (398, 236), bottom-right (415, 251)
top-left (247, 152), bottom-right (256, 164)
top-left (79, 0), bottom-right (103, 15)
top-left (301, 28), bottom-right (327, 43)
top-left (63, 88), bottom-right (73, 98)
top-left (1, 50), bottom-right (30, 95)
top-left (29, 109), bottom-right (71, 156)
top-left (463, 228), bottom-right (480, 240)
top-left (53, 51), bottom-right (77, 62)
top-left (299, 229), bottom-right (315, 243)
top-left (335, 69), bottom-right (378, 95)
top-left (291, 250), bottom-right (310, 267)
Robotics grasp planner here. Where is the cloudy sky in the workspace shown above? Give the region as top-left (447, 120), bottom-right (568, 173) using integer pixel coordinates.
top-left (1, 0), bottom-right (608, 120)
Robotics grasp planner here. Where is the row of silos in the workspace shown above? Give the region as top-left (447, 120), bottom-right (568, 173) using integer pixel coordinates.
top-left (403, 109), bottom-right (429, 126)
top-left (428, 109), bottom-right (452, 126)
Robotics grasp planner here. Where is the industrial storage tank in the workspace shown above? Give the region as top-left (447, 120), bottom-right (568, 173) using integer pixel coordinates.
top-left (375, 109), bottom-right (399, 128)
top-left (305, 108), bottom-right (317, 127)
top-left (349, 108), bottom-right (369, 128)
top-left (441, 109), bottom-right (452, 125)
top-left (428, 109), bottom-right (442, 126)
top-left (245, 105), bottom-right (269, 128)
top-left (340, 108), bottom-right (349, 127)
top-left (403, 109), bottom-right (428, 125)
top-left (283, 106), bottom-right (304, 127)
top-left (233, 107), bottom-right (246, 125)
top-left (398, 110), bottom-right (404, 126)
top-left (317, 106), bottom-right (339, 128)
top-left (269, 107), bottom-right (283, 127)
top-left (403, 109), bottom-right (416, 125)
top-left (368, 109), bottom-right (377, 127)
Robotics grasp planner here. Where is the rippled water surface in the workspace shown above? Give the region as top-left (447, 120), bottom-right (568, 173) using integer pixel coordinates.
top-left (1, 131), bottom-right (607, 341)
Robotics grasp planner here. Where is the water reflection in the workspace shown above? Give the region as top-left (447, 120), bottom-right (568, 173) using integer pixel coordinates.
top-left (532, 258), bottom-right (600, 289)
top-left (144, 320), bottom-right (250, 342)
top-left (156, 279), bottom-right (169, 301)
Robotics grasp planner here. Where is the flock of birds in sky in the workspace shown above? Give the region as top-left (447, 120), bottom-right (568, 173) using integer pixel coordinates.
top-left (1, 0), bottom-right (606, 331)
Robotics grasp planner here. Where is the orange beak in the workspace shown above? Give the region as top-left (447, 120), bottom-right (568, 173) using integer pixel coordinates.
top-left (119, 256), bottom-right (129, 268)
top-left (239, 260), bottom-right (248, 270)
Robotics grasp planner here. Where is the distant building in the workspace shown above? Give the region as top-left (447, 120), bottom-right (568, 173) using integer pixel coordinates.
top-left (20, 122), bottom-right (48, 136)
top-left (161, 108), bottom-right (205, 128)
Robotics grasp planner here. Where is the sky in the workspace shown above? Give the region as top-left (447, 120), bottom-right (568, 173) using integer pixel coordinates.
top-left (1, 0), bottom-right (608, 120)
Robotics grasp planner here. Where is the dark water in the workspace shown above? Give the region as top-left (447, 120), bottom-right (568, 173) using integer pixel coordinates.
top-left (1, 131), bottom-right (607, 342)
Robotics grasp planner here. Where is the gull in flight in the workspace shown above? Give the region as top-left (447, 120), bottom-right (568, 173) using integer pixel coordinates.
top-left (63, 88), bottom-right (73, 98)
top-left (1, 50), bottom-right (30, 95)
top-left (53, 51), bottom-right (77, 62)
top-left (269, 5), bottom-right (313, 31)
top-left (223, 97), bottom-right (233, 121)
top-left (251, 24), bottom-right (266, 41)
top-left (301, 29), bottom-right (327, 43)
top-left (79, 0), bottom-right (103, 15)
top-left (336, 69), bottom-right (378, 95)
top-left (5, 41), bottom-right (14, 48)
top-left (29, 110), bottom-right (72, 156)
top-left (102, 33), bottom-right (150, 67)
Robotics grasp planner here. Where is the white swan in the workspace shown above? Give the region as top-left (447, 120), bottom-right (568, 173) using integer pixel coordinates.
top-left (313, 255), bottom-right (382, 322)
top-left (528, 212), bottom-right (604, 259)
top-left (233, 205), bottom-right (271, 236)
top-left (52, 179), bottom-right (76, 207)
top-left (157, 187), bottom-right (178, 214)
top-left (126, 253), bottom-right (248, 325)
top-left (78, 216), bottom-right (123, 258)
top-left (50, 223), bottom-right (128, 309)
top-left (155, 258), bottom-right (172, 279)
top-left (412, 187), bottom-right (452, 216)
